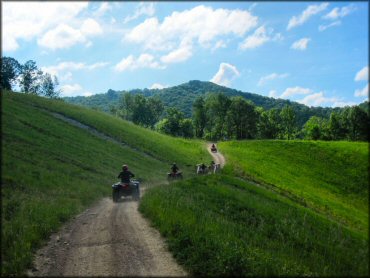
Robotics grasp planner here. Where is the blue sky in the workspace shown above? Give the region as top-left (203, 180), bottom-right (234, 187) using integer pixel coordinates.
top-left (2, 1), bottom-right (368, 107)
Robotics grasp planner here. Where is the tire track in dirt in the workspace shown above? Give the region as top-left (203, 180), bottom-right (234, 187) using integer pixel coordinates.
top-left (207, 143), bottom-right (226, 168)
top-left (28, 112), bottom-right (187, 276)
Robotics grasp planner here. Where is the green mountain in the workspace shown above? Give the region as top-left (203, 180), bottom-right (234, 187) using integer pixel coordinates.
top-left (63, 80), bottom-right (358, 127)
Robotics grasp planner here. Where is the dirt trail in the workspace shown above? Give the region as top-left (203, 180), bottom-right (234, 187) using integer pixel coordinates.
top-left (207, 143), bottom-right (226, 168)
top-left (28, 112), bottom-right (187, 276)
top-left (30, 193), bottom-right (186, 276)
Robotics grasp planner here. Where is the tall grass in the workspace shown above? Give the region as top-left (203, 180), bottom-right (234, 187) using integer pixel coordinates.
top-left (140, 174), bottom-right (368, 276)
top-left (1, 91), bottom-right (209, 275)
top-left (219, 140), bottom-right (369, 237)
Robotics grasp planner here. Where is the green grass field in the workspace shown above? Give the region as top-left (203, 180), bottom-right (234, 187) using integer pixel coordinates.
top-left (140, 174), bottom-right (368, 276)
top-left (219, 140), bottom-right (369, 237)
top-left (2, 91), bottom-right (368, 276)
top-left (1, 91), bottom-right (209, 275)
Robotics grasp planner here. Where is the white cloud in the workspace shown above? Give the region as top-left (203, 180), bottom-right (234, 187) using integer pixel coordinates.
top-left (323, 4), bottom-right (356, 20)
top-left (38, 23), bottom-right (86, 50)
top-left (212, 40), bottom-right (227, 51)
top-left (38, 18), bottom-right (103, 50)
top-left (42, 61), bottom-right (109, 77)
top-left (160, 40), bottom-right (192, 64)
top-left (125, 5), bottom-right (258, 52)
top-left (298, 92), bottom-right (339, 107)
top-left (291, 38), bottom-right (310, 50)
top-left (60, 83), bottom-right (93, 97)
top-left (258, 73), bottom-right (289, 86)
top-left (269, 90), bottom-right (278, 98)
top-left (287, 3), bottom-right (329, 30)
top-left (332, 101), bottom-right (357, 107)
top-left (354, 66), bottom-right (369, 81)
top-left (81, 18), bottom-right (103, 36)
top-left (150, 83), bottom-right (168, 89)
top-left (280, 86), bottom-right (312, 98)
top-left (239, 26), bottom-right (282, 50)
top-left (114, 54), bottom-right (164, 72)
top-left (318, 21), bottom-right (341, 31)
top-left (94, 2), bottom-right (112, 17)
top-left (210, 63), bottom-right (240, 87)
top-left (354, 84), bottom-right (369, 97)
top-left (2, 2), bottom-right (88, 51)
top-left (124, 2), bottom-right (156, 24)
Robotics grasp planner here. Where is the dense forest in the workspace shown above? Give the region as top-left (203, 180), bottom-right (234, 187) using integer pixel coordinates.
top-left (1, 56), bottom-right (368, 141)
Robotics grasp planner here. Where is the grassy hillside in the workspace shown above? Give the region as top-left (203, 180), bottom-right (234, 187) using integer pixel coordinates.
top-left (1, 91), bottom-right (210, 275)
top-left (140, 175), bottom-right (368, 276)
top-left (219, 140), bottom-right (369, 236)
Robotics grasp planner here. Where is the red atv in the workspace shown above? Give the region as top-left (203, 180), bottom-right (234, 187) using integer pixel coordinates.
top-left (167, 171), bottom-right (183, 180)
top-left (112, 179), bottom-right (140, 202)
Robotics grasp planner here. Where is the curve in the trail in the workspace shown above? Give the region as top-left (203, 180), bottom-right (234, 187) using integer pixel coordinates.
top-left (29, 112), bottom-right (187, 277)
top-left (207, 143), bottom-right (226, 168)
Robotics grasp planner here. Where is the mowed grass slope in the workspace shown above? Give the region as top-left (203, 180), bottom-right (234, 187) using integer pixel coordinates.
top-left (219, 140), bottom-right (369, 236)
top-left (1, 91), bottom-right (209, 275)
top-left (12, 92), bottom-right (210, 174)
top-left (140, 175), bottom-right (368, 276)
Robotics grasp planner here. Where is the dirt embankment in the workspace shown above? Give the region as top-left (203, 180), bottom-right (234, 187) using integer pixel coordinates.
top-left (30, 195), bottom-right (186, 276)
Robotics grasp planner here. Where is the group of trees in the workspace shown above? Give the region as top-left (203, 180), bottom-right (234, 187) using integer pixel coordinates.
top-left (1, 56), bottom-right (60, 98)
top-left (111, 92), bottom-right (368, 142)
top-left (303, 107), bottom-right (368, 141)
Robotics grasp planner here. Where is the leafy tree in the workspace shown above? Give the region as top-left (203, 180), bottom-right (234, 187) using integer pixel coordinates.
top-left (280, 105), bottom-right (297, 140)
top-left (179, 118), bottom-right (194, 138)
top-left (348, 106), bottom-right (368, 141)
top-left (328, 112), bottom-right (343, 140)
top-left (226, 97), bottom-right (258, 139)
top-left (19, 60), bottom-right (43, 94)
top-left (0, 56), bottom-right (21, 91)
top-left (258, 108), bottom-right (281, 139)
top-left (303, 116), bottom-right (329, 140)
top-left (192, 96), bottom-right (207, 138)
top-left (40, 73), bottom-right (60, 98)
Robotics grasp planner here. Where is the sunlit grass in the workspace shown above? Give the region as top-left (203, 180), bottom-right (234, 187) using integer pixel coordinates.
top-left (219, 140), bottom-right (369, 237)
top-left (140, 174), bottom-right (368, 276)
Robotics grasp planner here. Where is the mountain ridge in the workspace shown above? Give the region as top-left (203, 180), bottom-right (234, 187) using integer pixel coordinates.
top-left (63, 80), bottom-right (367, 127)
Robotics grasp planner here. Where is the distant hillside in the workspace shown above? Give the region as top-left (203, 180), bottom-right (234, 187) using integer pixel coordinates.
top-left (64, 80), bottom-right (363, 127)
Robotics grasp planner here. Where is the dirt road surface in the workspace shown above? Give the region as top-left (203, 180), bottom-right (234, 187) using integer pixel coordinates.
top-left (29, 190), bottom-right (187, 277)
top-left (207, 143), bottom-right (226, 168)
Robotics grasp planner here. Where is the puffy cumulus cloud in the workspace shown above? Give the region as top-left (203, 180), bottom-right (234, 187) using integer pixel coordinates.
top-left (354, 66), bottom-right (369, 82)
top-left (291, 38), bottom-right (310, 50)
top-left (210, 63), bottom-right (240, 87)
top-left (160, 40), bottom-right (192, 64)
top-left (318, 21), bottom-right (341, 32)
top-left (298, 92), bottom-right (341, 107)
top-left (114, 54), bottom-right (164, 72)
top-left (60, 83), bottom-right (92, 97)
top-left (2, 2), bottom-right (88, 51)
top-left (280, 86), bottom-right (312, 98)
top-left (124, 2), bottom-right (156, 24)
top-left (287, 2), bottom-right (329, 30)
top-left (125, 5), bottom-right (258, 56)
top-left (354, 84), bottom-right (368, 97)
top-left (150, 83), bottom-right (169, 89)
top-left (323, 4), bottom-right (357, 20)
top-left (258, 72), bottom-right (289, 86)
top-left (38, 18), bottom-right (103, 50)
top-left (239, 26), bottom-right (282, 50)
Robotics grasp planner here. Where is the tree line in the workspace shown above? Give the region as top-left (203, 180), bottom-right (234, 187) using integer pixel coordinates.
top-left (110, 92), bottom-right (368, 142)
top-left (1, 56), bottom-right (60, 98)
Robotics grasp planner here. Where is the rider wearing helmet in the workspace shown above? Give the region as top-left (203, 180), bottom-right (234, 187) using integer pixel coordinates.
top-left (118, 164), bottom-right (135, 183)
top-left (171, 163), bottom-right (179, 174)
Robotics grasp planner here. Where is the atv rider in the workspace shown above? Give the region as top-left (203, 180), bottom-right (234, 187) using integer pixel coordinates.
top-left (118, 164), bottom-right (135, 184)
top-left (171, 163), bottom-right (179, 175)
top-left (200, 163), bottom-right (207, 173)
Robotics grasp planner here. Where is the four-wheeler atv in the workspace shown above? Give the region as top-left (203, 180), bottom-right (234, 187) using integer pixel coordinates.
top-left (112, 179), bottom-right (140, 202)
top-left (167, 171), bottom-right (183, 180)
top-left (211, 145), bottom-right (217, 153)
